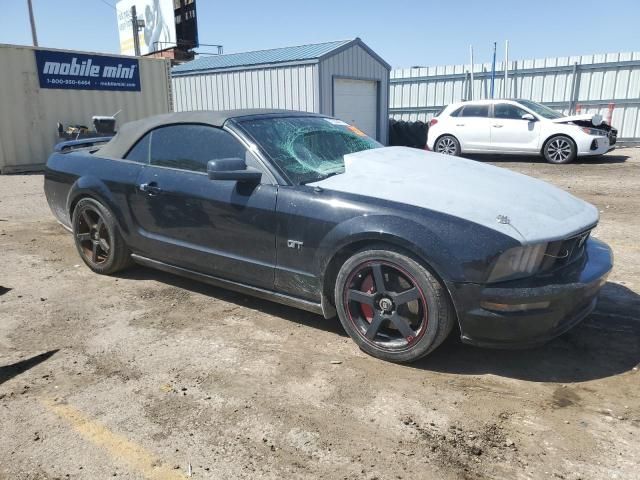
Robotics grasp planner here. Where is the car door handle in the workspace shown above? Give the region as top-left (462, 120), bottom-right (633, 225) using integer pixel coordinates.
top-left (492, 124), bottom-right (504, 128)
top-left (138, 182), bottom-right (162, 195)
top-left (455, 123), bottom-right (465, 127)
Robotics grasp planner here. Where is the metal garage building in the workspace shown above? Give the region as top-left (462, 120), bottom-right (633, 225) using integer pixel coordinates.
top-left (171, 38), bottom-right (391, 143)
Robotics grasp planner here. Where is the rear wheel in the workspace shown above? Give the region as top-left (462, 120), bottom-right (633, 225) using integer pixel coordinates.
top-left (434, 135), bottom-right (460, 156)
top-left (543, 135), bottom-right (576, 164)
top-left (72, 198), bottom-right (132, 275)
top-left (334, 248), bottom-right (455, 363)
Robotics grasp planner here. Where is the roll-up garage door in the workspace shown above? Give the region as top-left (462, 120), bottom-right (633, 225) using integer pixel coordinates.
top-left (333, 78), bottom-right (378, 138)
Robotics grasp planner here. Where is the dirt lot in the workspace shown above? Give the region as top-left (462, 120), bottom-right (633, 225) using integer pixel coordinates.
top-left (1, 149), bottom-right (639, 480)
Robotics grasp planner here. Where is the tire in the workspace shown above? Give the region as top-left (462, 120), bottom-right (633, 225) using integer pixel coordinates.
top-left (434, 135), bottom-right (461, 156)
top-left (71, 198), bottom-right (132, 275)
top-left (334, 247), bottom-right (455, 363)
top-left (543, 135), bottom-right (576, 164)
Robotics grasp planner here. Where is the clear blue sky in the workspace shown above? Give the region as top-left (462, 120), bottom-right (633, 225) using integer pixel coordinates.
top-left (1, 0), bottom-right (639, 68)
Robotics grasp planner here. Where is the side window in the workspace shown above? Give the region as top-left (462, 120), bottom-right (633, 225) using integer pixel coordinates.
top-left (460, 105), bottom-right (489, 117)
top-left (124, 133), bottom-right (151, 163)
top-left (494, 103), bottom-right (529, 120)
top-left (149, 124), bottom-right (247, 173)
top-left (449, 107), bottom-right (464, 117)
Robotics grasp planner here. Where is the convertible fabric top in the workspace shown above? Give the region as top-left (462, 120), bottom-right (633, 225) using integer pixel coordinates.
top-left (97, 109), bottom-right (311, 159)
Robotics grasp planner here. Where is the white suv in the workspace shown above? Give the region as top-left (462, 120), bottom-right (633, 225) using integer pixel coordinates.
top-left (426, 99), bottom-right (617, 164)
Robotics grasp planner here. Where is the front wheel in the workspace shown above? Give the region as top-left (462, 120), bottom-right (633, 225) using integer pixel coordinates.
top-left (434, 135), bottom-right (461, 156)
top-left (543, 135), bottom-right (576, 164)
top-left (334, 248), bottom-right (455, 363)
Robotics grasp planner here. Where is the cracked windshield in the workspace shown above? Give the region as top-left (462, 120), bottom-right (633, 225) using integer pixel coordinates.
top-left (238, 116), bottom-right (382, 184)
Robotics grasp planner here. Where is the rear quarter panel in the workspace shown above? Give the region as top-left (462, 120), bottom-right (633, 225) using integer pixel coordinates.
top-left (44, 152), bottom-right (143, 242)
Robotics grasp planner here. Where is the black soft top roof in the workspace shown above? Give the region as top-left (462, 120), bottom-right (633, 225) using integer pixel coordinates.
top-left (97, 109), bottom-right (318, 159)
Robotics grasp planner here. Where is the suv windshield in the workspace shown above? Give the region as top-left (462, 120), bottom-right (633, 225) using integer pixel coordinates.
top-left (516, 99), bottom-right (564, 119)
top-left (236, 116), bottom-right (382, 185)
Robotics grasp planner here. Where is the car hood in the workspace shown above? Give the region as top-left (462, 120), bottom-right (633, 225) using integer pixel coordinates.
top-left (551, 113), bottom-right (604, 126)
top-left (309, 147), bottom-right (598, 244)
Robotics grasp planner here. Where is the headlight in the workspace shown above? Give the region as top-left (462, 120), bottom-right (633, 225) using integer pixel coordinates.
top-left (487, 243), bottom-right (548, 283)
top-left (581, 127), bottom-right (604, 136)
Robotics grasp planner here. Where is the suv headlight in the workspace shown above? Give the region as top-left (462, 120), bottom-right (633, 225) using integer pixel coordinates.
top-left (581, 127), bottom-right (604, 136)
top-left (488, 243), bottom-right (548, 283)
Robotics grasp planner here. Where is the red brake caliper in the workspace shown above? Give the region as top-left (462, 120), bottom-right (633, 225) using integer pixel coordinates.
top-left (360, 274), bottom-right (375, 322)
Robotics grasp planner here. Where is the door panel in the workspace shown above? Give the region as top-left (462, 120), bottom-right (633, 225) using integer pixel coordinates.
top-left (454, 104), bottom-right (492, 151)
top-left (130, 166), bottom-right (278, 288)
top-left (456, 118), bottom-right (492, 151)
top-left (490, 120), bottom-right (541, 152)
top-left (490, 103), bottom-right (541, 152)
top-left (124, 123), bottom-right (278, 289)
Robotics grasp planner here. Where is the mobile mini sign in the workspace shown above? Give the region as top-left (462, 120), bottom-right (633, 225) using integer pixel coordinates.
top-left (34, 50), bottom-right (141, 91)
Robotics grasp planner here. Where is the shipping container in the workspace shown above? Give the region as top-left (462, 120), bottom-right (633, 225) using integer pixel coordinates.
top-left (0, 44), bottom-right (172, 173)
top-left (172, 38), bottom-right (391, 143)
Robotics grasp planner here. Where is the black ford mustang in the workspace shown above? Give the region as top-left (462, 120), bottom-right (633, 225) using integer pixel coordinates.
top-left (44, 109), bottom-right (613, 363)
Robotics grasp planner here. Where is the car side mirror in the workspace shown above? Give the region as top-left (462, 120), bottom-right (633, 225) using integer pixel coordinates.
top-left (522, 113), bottom-right (536, 121)
top-left (207, 158), bottom-right (262, 183)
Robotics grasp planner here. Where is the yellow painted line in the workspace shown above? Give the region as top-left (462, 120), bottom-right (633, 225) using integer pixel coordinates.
top-left (41, 399), bottom-right (186, 480)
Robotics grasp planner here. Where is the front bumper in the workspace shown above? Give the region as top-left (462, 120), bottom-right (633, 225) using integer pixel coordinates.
top-left (446, 238), bottom-right (613, 348)
top-left (577, 135), bottom-right (614, 156)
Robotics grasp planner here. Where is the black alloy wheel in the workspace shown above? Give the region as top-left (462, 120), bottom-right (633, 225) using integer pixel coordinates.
top-left (76, 207), bottom-right (110, 266)
top-left (335, 248), bottom-right (455, 363)
top-left (344, 261), bottom-right (428, 350)
top-left (72, 198), bottom-right (132, 274)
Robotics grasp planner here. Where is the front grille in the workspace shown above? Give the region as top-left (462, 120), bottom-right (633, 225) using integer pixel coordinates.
top-left (541, 229), bottom-right (592, 272)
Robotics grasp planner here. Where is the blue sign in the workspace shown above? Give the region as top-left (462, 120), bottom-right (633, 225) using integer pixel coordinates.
top-left (34, 50), bottom-right (141, 91)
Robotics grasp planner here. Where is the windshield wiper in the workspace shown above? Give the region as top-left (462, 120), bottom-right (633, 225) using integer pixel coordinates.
top-left (301, 171), bottom-right (343, 185)
top-left (320, 171), bottom-right (343, 180)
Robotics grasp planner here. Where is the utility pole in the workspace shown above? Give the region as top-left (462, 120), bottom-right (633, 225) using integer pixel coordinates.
top-left (469, 45), bottom-right (474, 100)
top-left (490, 42), bottom-right (497, 99)
top-left (27, 0), bottom-right (38, 47)
top-left (504, 40), bottom-right (509, 98)
top-left (130, 5), bottom-right (144, 56)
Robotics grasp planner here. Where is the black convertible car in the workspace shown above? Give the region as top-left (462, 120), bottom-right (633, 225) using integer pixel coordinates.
top-left (44, 109), bottom-right (613, 363)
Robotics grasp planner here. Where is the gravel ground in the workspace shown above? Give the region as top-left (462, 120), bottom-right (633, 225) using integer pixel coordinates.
top-left (1, 148), bottom-right (639, 480)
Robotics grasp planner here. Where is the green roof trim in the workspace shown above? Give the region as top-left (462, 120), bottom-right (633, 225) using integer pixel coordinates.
top-left (172, 38), bottom-right (390, 75)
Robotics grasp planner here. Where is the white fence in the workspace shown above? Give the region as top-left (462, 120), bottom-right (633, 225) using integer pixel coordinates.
top-left (390, 52), bottom-right (640, 143)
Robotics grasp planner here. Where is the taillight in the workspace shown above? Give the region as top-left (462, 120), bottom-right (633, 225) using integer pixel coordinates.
top-left (429, 118), bottom-right (438, 127)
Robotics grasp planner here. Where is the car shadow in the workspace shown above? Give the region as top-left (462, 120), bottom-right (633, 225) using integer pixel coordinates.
top-left (466, 153), bottom-right (629, 165)
top-left (120, 266), bottom-right (639, 383)
top-left (413, 282), bottom-right (640, 383)
top-left (116, 267), bottom-right (348, 338)
top-left (0, 349), bottom-right (59, 386)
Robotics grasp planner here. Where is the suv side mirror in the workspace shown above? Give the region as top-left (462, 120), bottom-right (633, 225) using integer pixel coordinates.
top-left (522, 113), bottom-right (536, 121)
top-left (207, 158), bottom-right (262, 183)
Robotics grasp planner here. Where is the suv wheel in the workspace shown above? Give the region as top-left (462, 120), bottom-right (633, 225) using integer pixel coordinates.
top-left (434, 135), bottom-right (461, 156)
top-left (543, 135), bottom-right (576, 164)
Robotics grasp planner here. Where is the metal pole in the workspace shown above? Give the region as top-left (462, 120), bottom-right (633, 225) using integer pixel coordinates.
top-left (131, 5), bottom-right (141, 56)
top-left (504, 40), bottom-right (509, 98)
top-left (568, 62), bottom-right (579, 114)
top-left (27, 0), bottom-right (38, 47)
top-left (469, 45), bottom-right (474, 100)
top-left (490, 42), bottom-right (497, 99)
